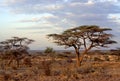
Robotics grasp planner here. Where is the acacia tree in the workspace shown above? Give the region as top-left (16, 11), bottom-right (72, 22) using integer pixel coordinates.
top-left (47, 25), bottom-right (116, 66)
top-left (0, 37), bottom-right (34, 67)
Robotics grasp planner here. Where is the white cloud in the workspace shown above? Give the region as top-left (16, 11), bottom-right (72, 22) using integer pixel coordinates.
top-left (10, 0), bottom-right (120, 34)
top-left (1, 0), bottom-right (120, 49)
top-left (19, 13), bottom-right (58, 23)
top-left (108, 14), bottom-right (120, 24)
top-left (96, 0), bottom-right (118, 3)
top-left (17, 24), bottom-right (64, 35)
top-left (86, 0), bottom-right (94, 5)
top-left (43, 4), bottom-right (63, 10)
top-left (3, 0), bottom-right (120, 29)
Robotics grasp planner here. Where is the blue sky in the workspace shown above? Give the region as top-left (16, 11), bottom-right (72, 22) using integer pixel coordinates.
top-left (0, 0), bottom-right (120, 50)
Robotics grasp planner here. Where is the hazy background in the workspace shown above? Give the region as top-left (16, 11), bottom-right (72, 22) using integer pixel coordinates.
top-left (0, 0), bottom-right (120, 50)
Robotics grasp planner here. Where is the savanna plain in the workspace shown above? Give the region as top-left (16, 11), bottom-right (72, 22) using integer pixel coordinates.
top-left (0, 49), bottom-right (120, 81)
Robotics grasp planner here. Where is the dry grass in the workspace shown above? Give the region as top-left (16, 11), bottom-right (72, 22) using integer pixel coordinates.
top-left (0, 54), bottom-right (120, 81)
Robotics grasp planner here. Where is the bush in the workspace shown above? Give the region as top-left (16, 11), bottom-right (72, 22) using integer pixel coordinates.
top-left (94, 57), bottom-right (104, 61)
top-left (44, 47), bottom-right (55, 54)
top-left (76, 64), bottom-right (95, 74)
top-left (104, 56), bottom-right (110, 61)
top-left (41, 59), bottom-right (52, 76)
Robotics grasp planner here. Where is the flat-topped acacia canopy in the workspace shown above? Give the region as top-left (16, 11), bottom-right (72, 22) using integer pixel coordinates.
top-left (47, 25), bottom-right (117, 66)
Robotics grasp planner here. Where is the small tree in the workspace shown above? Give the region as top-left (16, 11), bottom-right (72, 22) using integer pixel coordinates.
top-left (0, 37), bottom-right (34, 67)
top-left (44, 47), bottom-right (55, 54)
top-left (44, 47), bottom-right (56, 60)
top-left (47, 25), bottom-right (116, 66)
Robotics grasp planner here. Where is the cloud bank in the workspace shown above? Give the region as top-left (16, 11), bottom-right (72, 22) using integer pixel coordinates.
top-left (1, 0), bottom-right (120, 49)
top-left (3, 0), bottom-right (120, 27)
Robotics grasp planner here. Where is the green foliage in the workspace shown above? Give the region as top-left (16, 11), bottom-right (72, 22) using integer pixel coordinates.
top-left (44, 47), bottom-right (55, 53)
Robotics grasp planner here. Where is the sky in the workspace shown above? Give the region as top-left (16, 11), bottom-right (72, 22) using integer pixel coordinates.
top-left (0, 0), bottom-right (120, 50)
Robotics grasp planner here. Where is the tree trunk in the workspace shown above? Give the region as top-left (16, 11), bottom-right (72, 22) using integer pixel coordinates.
top-left (79, 44), bottom-right (93, 65)
top-left (79, 54), bottom-right (84, 65)
top-left (76, 53), bottom-right (80, 66)
top-left (75, 48), bottom-right (80, 66)
top-left (8, 57), bottom-right (14, 66)
top-left (79, 49), bottom-right (89, 65)
top-left (16, 59), bottom-right (20, 67)
top-left (8, 59), bottom-right (13, 66)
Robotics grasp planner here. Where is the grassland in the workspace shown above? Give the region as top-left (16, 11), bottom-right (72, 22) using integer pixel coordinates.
top-left (0, 50), bottom-right (120, 81)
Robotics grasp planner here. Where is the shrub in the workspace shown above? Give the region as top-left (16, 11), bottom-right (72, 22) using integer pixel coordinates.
top-left (76, 64), bottom-right (95, 74)
top-left (94, 57), bottom-right (104, 61)
top-left (41, 59), bottom-right (52, 76)
top-left (104, 55), bottom-right (110, 61)
top-left (44, 47), bottom-right (55, 54)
